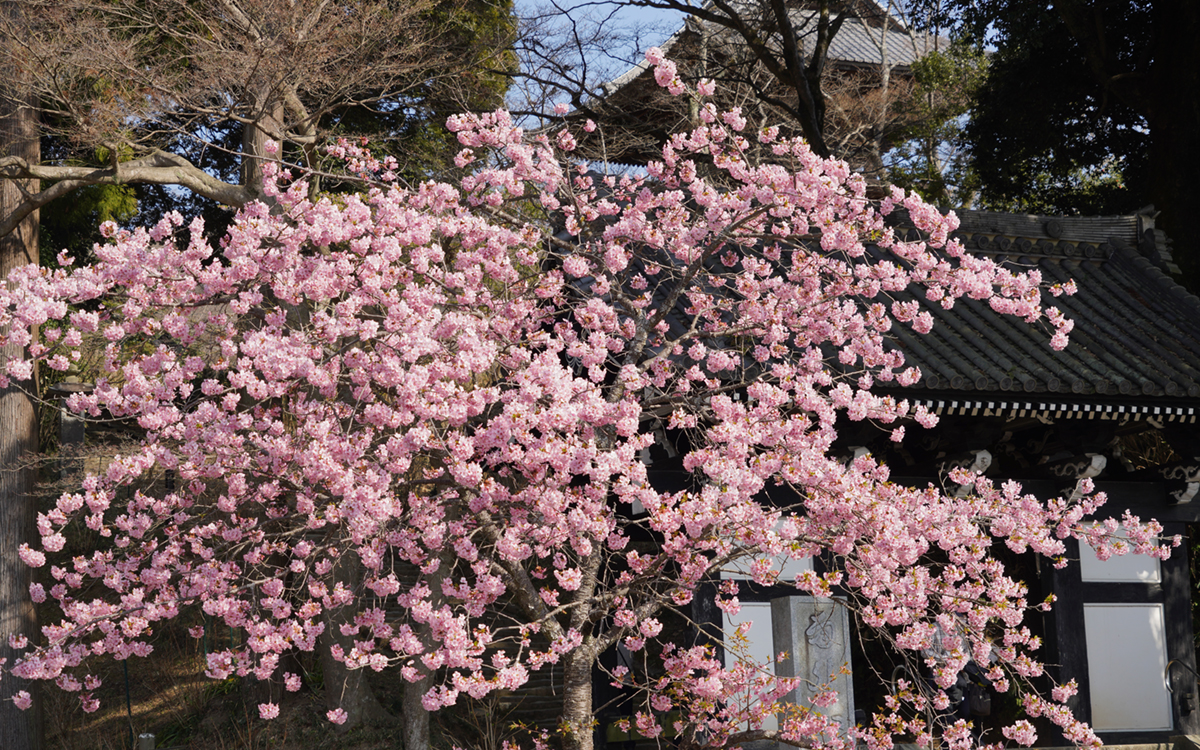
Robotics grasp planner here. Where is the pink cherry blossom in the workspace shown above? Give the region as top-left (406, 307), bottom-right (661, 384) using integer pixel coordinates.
top-left (0, 56), bottom-right (1158, 750)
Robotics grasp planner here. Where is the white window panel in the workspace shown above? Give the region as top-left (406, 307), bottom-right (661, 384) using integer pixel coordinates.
top-left (1083, 603), bottom-right (1172, 732)
top-left (1079, 526), bottom-right (1161, 583)
top-left (723, 602), bottom-right (778, 733)
top-left (720, 552), bottom-right (814, 582)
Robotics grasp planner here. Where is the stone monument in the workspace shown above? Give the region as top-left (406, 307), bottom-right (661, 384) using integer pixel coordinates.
top-left (771, 596), bottom-right (855, 729)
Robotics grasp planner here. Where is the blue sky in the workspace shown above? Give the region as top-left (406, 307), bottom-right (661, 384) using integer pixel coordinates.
top-left (514, 0), bottom-right (684, 104)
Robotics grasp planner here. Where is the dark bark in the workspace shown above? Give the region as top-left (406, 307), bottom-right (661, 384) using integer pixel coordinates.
top-left (318, 552), bottom-right (396, 731)
top-left (0, 65), bottom-right (41, 750)
top-left (400, 557), bottom-right (449, 750)
top-left (402, 669), bottom-right (433, 750)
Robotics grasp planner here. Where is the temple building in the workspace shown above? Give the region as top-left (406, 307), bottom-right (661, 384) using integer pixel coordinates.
top-left (660, 207), bottom-right (1200, 747)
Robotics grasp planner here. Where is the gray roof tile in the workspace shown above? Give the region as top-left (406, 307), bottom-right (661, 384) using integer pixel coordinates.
top-left (886, 211), bottom-right (1200, 402)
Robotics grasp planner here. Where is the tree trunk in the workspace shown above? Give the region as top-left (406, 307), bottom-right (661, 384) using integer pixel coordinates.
top-left (868, 5), bottom-right (892, 182)
top-left (1146, 0), bottom-right (1200, 289)
top-left (400, 557), bottom-right (448, 750)
top-left (402, 669), bottom-right (432, 750)
top-left (242, 94), bottom-right (285, 198)
top-left (561, 651), bottom-right (595, 750)
top-left (0, 70), bottom-right (41, 750)
top-left (318, 552), bottom-right (395, 730)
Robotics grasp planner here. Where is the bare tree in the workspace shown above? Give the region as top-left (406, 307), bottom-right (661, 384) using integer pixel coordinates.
top-left (623, 0), bottom-right (857, 157)
top-left (529, 0), bottom-right (945, 179)
top-left (0, 0), bottom-right (516, 217)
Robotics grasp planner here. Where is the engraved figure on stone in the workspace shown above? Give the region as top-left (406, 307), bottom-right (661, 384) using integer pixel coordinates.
top-left (805, 606), bottom-right (837, 684)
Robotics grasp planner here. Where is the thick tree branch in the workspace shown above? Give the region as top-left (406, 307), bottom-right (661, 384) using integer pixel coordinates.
top-left (631, 0), bottom-right (835, 156)
top-left (0, 151), bottom-right (254, 235)
top-left (476, 510), bottom-right (568, 644)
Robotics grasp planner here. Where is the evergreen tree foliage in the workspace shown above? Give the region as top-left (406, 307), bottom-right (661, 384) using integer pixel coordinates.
top-left (884, 42), bottom-right (987, 208)
top-left (932, 0), bottom-right (1199, 283)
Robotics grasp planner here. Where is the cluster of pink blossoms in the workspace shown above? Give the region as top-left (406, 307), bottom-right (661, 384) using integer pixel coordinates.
top-left (0, 49), bottom-right (1173, 749)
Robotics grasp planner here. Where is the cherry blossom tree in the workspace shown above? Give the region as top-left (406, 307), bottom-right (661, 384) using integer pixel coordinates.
top-left (0, 51), bottom-right (1171, 750)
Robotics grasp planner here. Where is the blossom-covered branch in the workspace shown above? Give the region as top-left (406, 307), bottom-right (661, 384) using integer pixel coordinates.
top-left (0, 51), bottom-right (1172, 750)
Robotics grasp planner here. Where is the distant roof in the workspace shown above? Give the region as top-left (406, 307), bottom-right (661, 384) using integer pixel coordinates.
top-left (583, 3), bottom-right (946, 167)
top-left (883, 209), bottom-right (1200, 413)
top-left (601, 3), bottom-right (944, 98)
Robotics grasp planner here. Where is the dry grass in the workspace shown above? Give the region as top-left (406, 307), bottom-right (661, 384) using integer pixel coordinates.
top-left (39, 623), bottom-right (414, 750)
top-left (43, 627), bottom-right (211, 750)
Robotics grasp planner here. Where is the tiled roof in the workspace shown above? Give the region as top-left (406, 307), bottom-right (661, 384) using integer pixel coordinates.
top-left (884, 210), bottom-right (1200, 404)
top-left (558, 180), bottom-right (1193, 412)
top-left (822, 13), bottom-right (939, 67)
